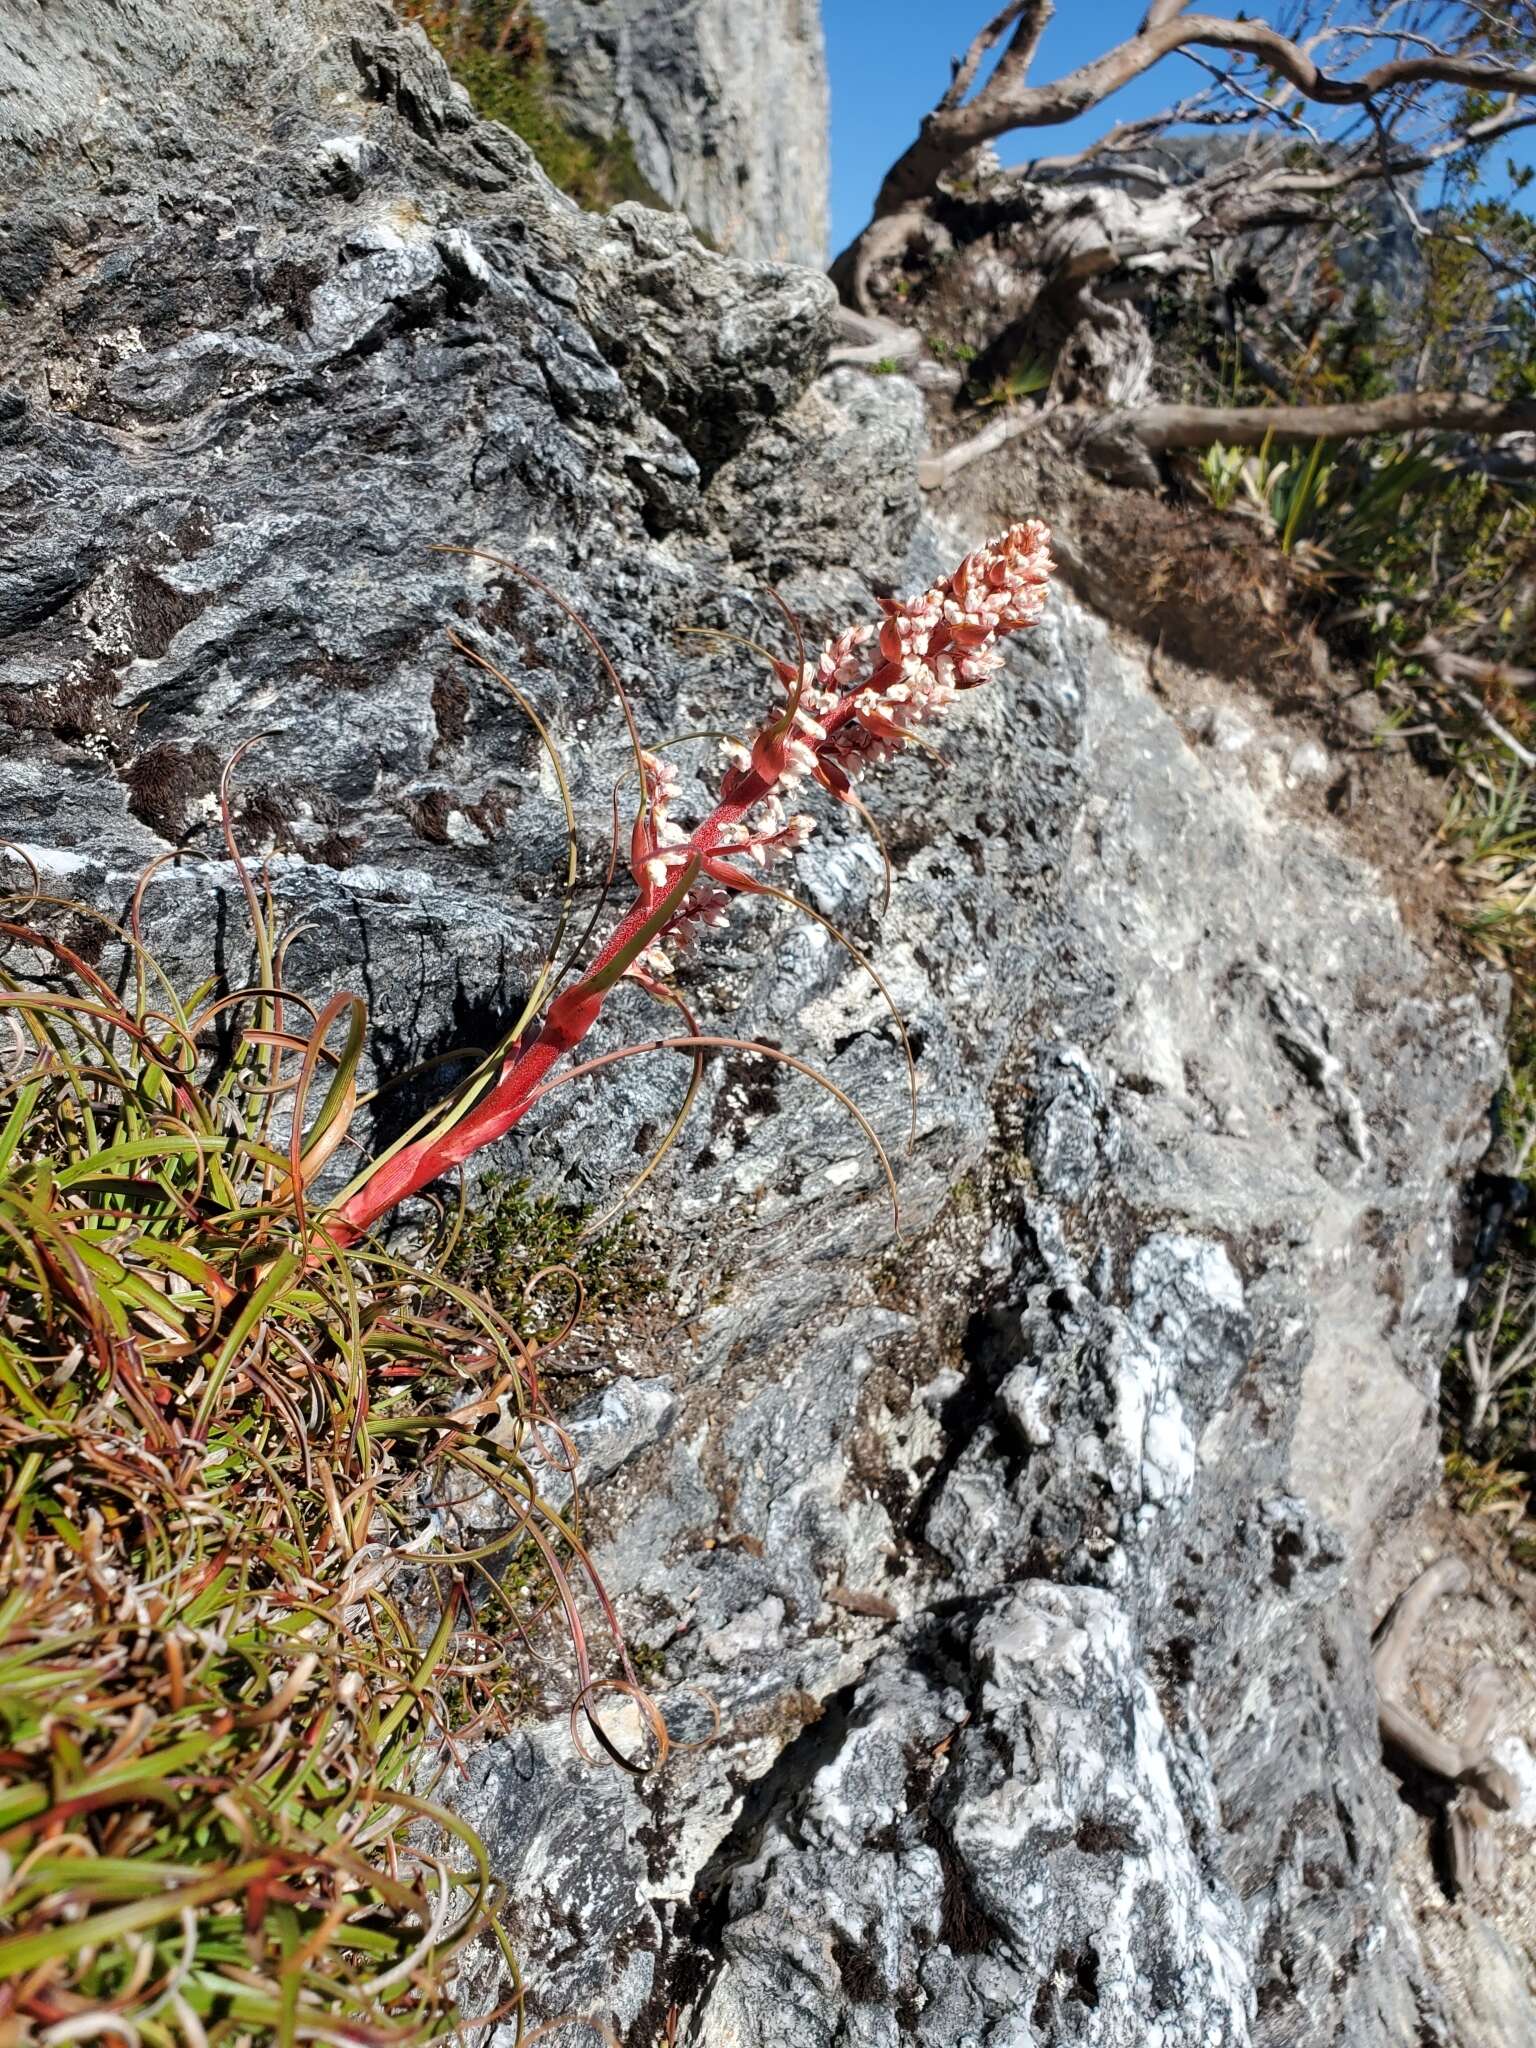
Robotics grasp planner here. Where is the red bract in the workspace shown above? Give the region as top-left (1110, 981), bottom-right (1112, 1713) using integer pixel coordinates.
top-left (328, 521), bottom-right (1055, 1244)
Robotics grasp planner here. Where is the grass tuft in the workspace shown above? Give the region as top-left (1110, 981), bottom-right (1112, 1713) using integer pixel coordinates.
top-left (0, 843), bottom-right (651, 2043)
top-left (400, 2), bottom-right (669, 215)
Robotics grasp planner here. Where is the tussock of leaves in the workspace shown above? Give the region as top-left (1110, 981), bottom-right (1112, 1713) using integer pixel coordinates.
top-left (0, 849), bottom-right (650, 2043)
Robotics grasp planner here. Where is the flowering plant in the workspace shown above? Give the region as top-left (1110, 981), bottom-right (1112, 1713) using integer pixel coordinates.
top-left (0, 520), bottom-right (1050, 2040)
top-left (329, 521), bottom-right (1055, 1243)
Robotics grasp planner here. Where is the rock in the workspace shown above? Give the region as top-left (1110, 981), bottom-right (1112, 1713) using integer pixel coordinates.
top-left (0, 7), bottom-right (1513, 2047)
top-left (536, 0), bottom-right (831, 267)
top-left (1287, 736), bottom-right (1332, 783)
top-left (1190, 702), bottom-right (1257, 752)
top-left (702, 1586), bottom-right (1252, 2048)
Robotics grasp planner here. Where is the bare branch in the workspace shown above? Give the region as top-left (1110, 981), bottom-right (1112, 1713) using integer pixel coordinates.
top-left (991, 0), bottom-right (1057, 96)
top-left (1253, 102), bottom-right (1536, 197)
top-left (1459, 1245), bottom-right (1536, 1437)
top-left (940, 1), bottom-right (1037, 112)
top-left (1308, 13), bottom-right (1499, 65)
top-left (1108, 391), bottom-right (1536, 451)
top-left (1373, 1556), bottom-right (1519, 1896)
top-left (1014, 93), bottom-right (1231, 185)
top-left (1414, 636), bottom-right (1536, 699)
top-left (1180, 43), bottom-right (1330, 149)
top-left (870, 10), bottom-right (1536, 218)
top-left (1428, 674), bottom-right (1536, 771)
top-left (922, 390), bottom-right (1536, 493)
top-left (918, 403), bottom-right (1062, 490)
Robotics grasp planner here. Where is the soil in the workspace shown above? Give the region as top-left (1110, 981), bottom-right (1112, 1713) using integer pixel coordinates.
top-left (937, 428), bottom-right (1476, 965)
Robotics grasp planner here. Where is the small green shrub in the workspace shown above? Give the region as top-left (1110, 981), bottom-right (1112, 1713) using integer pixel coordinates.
top-left (974, 353), bottom-right (1052, 410)
top-left (400, 1), bottom-right (667, 213)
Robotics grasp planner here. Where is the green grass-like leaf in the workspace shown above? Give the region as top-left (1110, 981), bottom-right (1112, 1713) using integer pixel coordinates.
top-left (0, 844), bottom-right (652, 2042)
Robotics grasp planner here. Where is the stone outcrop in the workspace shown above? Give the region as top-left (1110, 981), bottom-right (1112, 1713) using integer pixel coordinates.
top-left (0, 5), bottom-right (1517, 2044)
top-left (536, 0), bottom-right (830, 266)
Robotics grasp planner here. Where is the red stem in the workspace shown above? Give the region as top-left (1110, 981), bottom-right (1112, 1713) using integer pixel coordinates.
top-left (326, 755), bottom-right (793, 1243)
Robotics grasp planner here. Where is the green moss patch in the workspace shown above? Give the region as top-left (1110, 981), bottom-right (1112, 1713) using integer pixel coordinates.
top-left (443, 1170), bottom-right (655, 1343)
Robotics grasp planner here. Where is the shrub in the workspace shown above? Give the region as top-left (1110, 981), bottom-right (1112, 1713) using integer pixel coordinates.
top-left (399, 1), bottom-right (667, 214)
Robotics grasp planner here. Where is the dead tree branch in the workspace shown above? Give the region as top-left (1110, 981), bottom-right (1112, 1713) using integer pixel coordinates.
top-left (866, 10), bottom-right (1536, 220)
top-left (941, 2), bottom-right (1040, 113)
top-left (846, 4), bottom-right (1536, 481)
top-left (1105, 391), bottom-right (1536, 451)
top-left (1254, 100), bottom-right (1536, 196)
top-left (1373, 1556), bottom-right (1518, 1896)
top-left (918, 402), bottom-right (1062, 490)
top-left (921, 391), bottom-right (1536, 493)
top-left (1415, 638), bottom-right (1536, 698)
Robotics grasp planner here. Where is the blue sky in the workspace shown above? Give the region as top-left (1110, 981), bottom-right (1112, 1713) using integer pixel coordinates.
top-left (823, 0), bottom-right (1251, 253)
top-left (821, 1), bottom-right (1536, 255)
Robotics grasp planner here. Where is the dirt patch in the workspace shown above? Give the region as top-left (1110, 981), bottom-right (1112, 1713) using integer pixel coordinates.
top-left (937, 431), bottom-right (1469, 961)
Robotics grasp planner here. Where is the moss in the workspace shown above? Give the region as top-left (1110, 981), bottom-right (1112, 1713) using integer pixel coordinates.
top-left (400, 2), bottom-right (669, 214)
top-left (627, 1638), bottom-right (668, 1684)
top-left (498, 1530), bottom-right (559, 1604)
top-left (122, 739), bottom-right (222, 840)
top-left (443, 1169), bottom-right (654, 1340)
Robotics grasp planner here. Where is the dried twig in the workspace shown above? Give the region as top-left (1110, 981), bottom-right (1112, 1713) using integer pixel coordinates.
top-left (1101, 391), bottom-right (1536, 452)
top-left (919, 402), bottom-right (1063, 490)
top-left (1373, 1557), bottom-right (1518, 1894)
top-left (1460, 1254), bottom-right (1536, 1442)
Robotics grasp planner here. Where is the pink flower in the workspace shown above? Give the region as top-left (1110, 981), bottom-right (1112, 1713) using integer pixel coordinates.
top-left (329, 523), bottom-right (1054, 1244)
top-left (629, 521), bottom-right (1055, 975)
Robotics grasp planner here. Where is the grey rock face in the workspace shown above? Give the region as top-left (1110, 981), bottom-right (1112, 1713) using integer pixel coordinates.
top-left (0, 7), bottom-right (1511, 2047)
top-left (705, 1585), bottom-right (1251, 2048)
top-left (536, 0), bottom-right (831, 266)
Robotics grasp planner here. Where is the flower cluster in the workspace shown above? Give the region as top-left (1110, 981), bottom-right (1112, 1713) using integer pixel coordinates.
top-left (631, 520), bottom-right (1054, 977)
top-left (631, 750), bottom-right (815, 977)
top-left (330, 522), bottom-right (1055, 1244)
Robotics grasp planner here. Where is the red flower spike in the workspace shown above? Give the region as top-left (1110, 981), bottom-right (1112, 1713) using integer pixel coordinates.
top-left (327, 523), bottom-right (1054, 1243)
